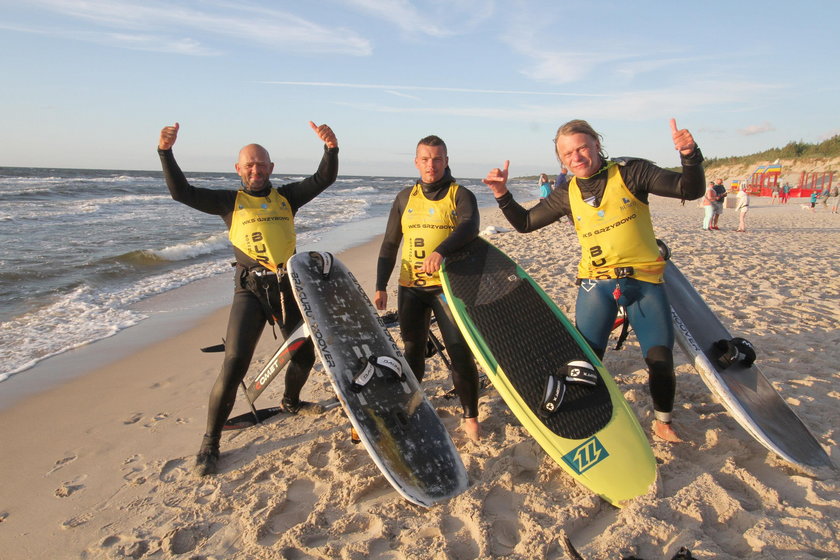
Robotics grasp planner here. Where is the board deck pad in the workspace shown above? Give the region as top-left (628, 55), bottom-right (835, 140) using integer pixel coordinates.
top-left (288, 251), bottom-right (469, 507)
top-left (462, 259), bottom-right (613, 439)
top-left (664, 260), bottom-right (833, 470)
top-left (442, 237), bottom-right (656, 506)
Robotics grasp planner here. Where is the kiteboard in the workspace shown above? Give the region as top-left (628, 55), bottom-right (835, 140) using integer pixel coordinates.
top-left (663, 259), bottom-right (833, 470)
top-left (440, 237), bottom-right (656, 507)
top-left (288, 251), bottom-right (469, 507)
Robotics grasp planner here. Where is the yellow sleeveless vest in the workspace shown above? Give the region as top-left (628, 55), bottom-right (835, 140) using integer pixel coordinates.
top-left (228, 190), bottom-right (296, 272)
top-left (399, 183), bottom-right (459, 287)
top-left (569, 163), bottom-right (665, 283)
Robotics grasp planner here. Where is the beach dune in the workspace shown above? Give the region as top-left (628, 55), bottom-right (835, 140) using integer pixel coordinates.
top-left (1, 199), bottom-right (838, 559)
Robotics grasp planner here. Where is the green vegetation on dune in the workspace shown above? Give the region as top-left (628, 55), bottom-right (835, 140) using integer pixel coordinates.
top-left (704, 135), bottom-right (840, 168)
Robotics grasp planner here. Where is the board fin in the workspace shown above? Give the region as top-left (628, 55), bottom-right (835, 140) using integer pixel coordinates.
top-left (200, 340), bottom-right (226, 353)
top-left (222, 407), bottom-right (282, 430)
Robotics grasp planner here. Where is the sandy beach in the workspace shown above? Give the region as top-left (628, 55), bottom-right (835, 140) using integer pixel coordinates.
top-left (1, 198), bottom-right (838, 559)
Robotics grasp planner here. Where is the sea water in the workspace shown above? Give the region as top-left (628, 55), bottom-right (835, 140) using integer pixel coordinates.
top-left (0, 166), bottom-right (537, 382)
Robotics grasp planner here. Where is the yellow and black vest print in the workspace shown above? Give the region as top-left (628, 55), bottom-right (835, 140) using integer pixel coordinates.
top-left (399, 183), bottom-right (459, 287)
top-left (569, 163), bottom-right (665, 283)
top-left (228, 190), bottom-right (296, 272)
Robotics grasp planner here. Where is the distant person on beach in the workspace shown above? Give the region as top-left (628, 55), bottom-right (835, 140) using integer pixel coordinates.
top-left (538, 173), bottom-right (552, 199)
top-left (157, 121), bottom-right (339, 476)
top-left (819, 187), bottom-right (830, 208)
top-left (702, 181), bottom-right (717, 230)
top-left (555, 165), bottom-right (569, 190)
top-left (771, 184), bottom-right (780, 204)
top-left (374, 135), bottom-right (481, 441)
top-left (809, 190), bottom-right (818, 211)
top-left (829, 186), bottom-right (839, 214)
top-left (482, 118), bottom-right (705, 442)
top-left (782, 182), bottom-right (791, 203)
top-left (735, 181), bottom-right (750, 232)
top-left (710, 179), bottom-right (727, 229)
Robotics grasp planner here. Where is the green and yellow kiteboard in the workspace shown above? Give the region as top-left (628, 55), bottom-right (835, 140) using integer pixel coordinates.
top-left (441, 237), bottom-right (656, 507)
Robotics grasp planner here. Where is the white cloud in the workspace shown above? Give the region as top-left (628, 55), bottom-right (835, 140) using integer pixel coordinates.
top-left (107, 33), bottom-right (221, 55)
top-left (21, 0), bottom-right (372, 55)
top-left (323, 79), bottom-right (783, 128)
top-left (340, 0), bottom-right (494, 37)
top-left (262, 80), bottom-right (608, 97)
top-left (384, 90), bottom-right (423, 101)
top-left (738, 122), bottom-right (776, 136)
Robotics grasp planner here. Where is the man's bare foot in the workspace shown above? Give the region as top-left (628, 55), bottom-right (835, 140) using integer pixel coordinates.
top-left (462, 417), bottom-right (480, 442)
top-left (653, 420), bottom-right (684, 443)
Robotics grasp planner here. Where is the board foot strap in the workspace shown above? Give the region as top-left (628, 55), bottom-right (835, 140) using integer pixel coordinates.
top-left (540, 360), bottom-right (598, 417)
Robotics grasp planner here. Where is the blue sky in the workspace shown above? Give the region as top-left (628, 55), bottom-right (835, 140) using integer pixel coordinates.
top-left (2, 0), bottom-right (838, 178)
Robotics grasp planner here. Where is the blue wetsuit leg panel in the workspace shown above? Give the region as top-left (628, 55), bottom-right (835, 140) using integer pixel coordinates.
top-left (575, 278), bottom-right (673, 357)
top-left (574, 279), bottom-right (620, 356)
top-left (624, 280), bottom-right (674, 356)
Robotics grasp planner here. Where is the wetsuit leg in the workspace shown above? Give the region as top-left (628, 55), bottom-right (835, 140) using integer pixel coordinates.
top-left (205, 285), bottom-right (266, 442)
top-left (430, 293), bottom-right (479, 419)
top-left (574, 279), bottom-right (619, 360)
top-left (644, 346), bottom-right (675, 414)
top-left (397, 286), bottom-right (432, 382)
top-left (624, 281), bottom-right (676, 414)
top-left (278, 275), bottom-right (315, 406)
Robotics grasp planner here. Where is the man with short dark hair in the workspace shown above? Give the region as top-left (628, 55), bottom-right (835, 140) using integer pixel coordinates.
top-left (374, 135), bottom-right (481, 441)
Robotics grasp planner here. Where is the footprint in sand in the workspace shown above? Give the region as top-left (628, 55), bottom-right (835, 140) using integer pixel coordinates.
top-left (123, 454), bottom-right (141, 465)
top-left (143, 412), bottom-right (169, 427)
top-left (163, 526), bottom-right (202, 555)
top-left (123, 412), bottom-right (143, 425)
top-left (257, 479), bottom-right (318, 547)
top-left (98, 535), bottom-right (149, 558)
top-left (61, 512), bottom-right (93, 529)
top-left (441, 515), bottom-right (481, 559)
top-left (482, 486), bottom-right (525, 556)
top-left (47, 454), bottom-right (77, 475)
top-left (55, 475), bottom-right (86, 498)
top-left (159, 458), bottom-right (186, 483)
top-left (122, 461), bottom-right (148, 486)
top-left (307, 442), bottom-right (331, 469)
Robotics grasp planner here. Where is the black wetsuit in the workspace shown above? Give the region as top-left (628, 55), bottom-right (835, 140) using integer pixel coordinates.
top-left (495, 150), bottom-right (705, 416)
top-left (159, 145), bottom-right (338, 446)
top-left (376, 170), bottom-right (481, 418)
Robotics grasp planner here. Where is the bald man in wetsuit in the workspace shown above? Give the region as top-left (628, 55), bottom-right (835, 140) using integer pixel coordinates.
top-left (158, 121), bottom-right (338, 475)
top-left (483, 119), bottom-right (705, 442)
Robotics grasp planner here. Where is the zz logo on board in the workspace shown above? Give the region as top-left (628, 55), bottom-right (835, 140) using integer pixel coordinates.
top-left (562, 436), bottom-right (609, 475)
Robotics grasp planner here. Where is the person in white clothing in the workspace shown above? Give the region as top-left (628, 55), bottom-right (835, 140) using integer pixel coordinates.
top-left (735, 182), bottom-right (750, 232)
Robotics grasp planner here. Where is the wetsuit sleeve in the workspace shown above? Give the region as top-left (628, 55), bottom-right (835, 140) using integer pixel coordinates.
top-left (158, 148), bottom-right (235, 215)
top-left (494, 185), bottom-right (570, 233)
top-left (433, 187), bottom-right (479, 257)
top-left (375, 190), bottom-right (408, 291)
top-left (280, 146), bottom-right (339, 212)
top-left (622, 148), bottom-right (706, 202)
